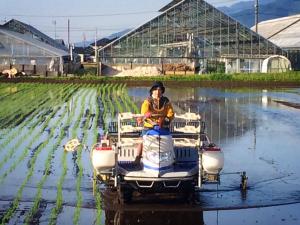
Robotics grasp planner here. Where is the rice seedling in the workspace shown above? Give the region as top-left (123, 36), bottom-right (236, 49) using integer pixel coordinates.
top-left (0, 100), bottom-right (69, 224)
top-left (23, 86), bottom-right (81, 224)
top-left (49, 87), bottom-right (89, 225)
top-left (73, 88), bottom-right (94, 225)
top-left (0, 85), bottom-right (80, 183)
top-left (92, 85), bottom-right (103, 225)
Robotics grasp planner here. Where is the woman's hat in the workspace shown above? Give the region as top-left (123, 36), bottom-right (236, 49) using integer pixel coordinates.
top-left (149, 81), bottom-right (165, 94)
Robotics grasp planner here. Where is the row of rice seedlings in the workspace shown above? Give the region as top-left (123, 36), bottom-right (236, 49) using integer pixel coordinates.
top-left (94, 85), bottom-right (102, 135)
top-left (0, 92), bottom-right (72, 225)
top-left (0, 85), bottom-right (81, 184)
top-left (101, 84), bottom-right (110, 132)
top-left (0, 83), bottom-right (13, 94)
top-left (0, 84), bottom-right (34, 115)
top-left (112, 83), bottom-right (125, 114)
top-left (0, 83), bottom-right (44, 120)
top-left (118, 84), bottom-right (132, 113)
top-left (6, 83), bottom-right (68, 128)
top-left (0, 83), bottom-right (33, 102)
top-left (0, 84), bottom-right (78, 171)
top-left (0, 84), bottom-right (70, 155)
top-left (23, 114), bottom-right (68, 224)
top-left (106, 83), bottom-right (115, 117)
top-left (0, 84), bottom-right (74, 146)
top-left (3, 82), bottom-right (70, 128)
top-left (93, 85), bottom-right (103, 225)
top-left (0, 82), bottom-right (33, 94)
top-left (28, 84), bottom-right (78, 128)
top-left (96, 85), bottom-right (104, 131)
top-left (0, 107), bottom-right (59, 185)
top-left (0, 84), bottom-right (54, 128)
top-left (73, 88), bottom-right (94, 225)
top-left (23, 88), bottom-right (81, 224)
top-left (48, 87), bottom-right (86, 225)
top-left (27, 83), bottom-right (78, 129)
top-left (0, 83), bottom-right (41, 137)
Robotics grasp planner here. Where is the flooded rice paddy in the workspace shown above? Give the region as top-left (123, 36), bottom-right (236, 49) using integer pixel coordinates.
top-left (0, 82), bottom-right (300, 225)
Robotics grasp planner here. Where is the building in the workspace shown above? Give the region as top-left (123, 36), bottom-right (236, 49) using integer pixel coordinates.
top-left (252, 14), bottom-right (300, 70)
top-left (74, 37), bottom-right (117, 63)
top-left (99, 0), bottom-right (287, 76)
top-left (0, 19), bottom-right (79, 76)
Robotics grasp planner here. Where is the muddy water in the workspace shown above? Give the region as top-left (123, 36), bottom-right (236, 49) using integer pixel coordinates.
top-left (0, 85), bottom-right (300, 225)
top-left (127, 86), bottom-right (300, 225)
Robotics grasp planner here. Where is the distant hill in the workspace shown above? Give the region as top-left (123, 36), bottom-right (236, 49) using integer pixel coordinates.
top-left (106, 28), bottom-right (131, 40)
top-left (219, 0), bottom-right (300, 27)
top-left (218, 0), bottom-right (274, 15)
top-left (75, 28), bottom-right (131, 47)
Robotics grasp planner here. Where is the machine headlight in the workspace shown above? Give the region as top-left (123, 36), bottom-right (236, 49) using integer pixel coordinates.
top-left (145, 151), bottom-right (172, 164)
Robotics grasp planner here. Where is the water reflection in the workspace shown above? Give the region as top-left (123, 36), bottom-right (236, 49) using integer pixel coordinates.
top-left (128, 87), bottom-right (259, 145)
top-left (101, 190), bottom-right (204, 225)
top-left (129, 87), bottom-right (300, 146)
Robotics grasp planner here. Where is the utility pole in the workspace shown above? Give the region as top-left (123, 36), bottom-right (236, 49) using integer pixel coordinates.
top-left (53, 20), bottom-right (56, 40)
top-left (255, 0), bottom-right (259, 33)
top-left (67, 19), bottom-right (70, 49)
top-left (67, 19), bottom-right (71, 75)
top-left (95, 28), bottom-right (100, 76)
top-left (83, 32), bottom-right (86, 48)
top-left (95, 28), bottom-right (97, 61)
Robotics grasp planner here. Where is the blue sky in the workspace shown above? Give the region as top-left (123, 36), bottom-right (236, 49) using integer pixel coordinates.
top-left (1, 0), bottom-right (248, 44)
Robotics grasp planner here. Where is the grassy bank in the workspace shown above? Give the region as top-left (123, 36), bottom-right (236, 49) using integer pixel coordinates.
top-left (74, 70), bottom-right (300, 82)
top-left (1, 71), bottom-right (300, 87)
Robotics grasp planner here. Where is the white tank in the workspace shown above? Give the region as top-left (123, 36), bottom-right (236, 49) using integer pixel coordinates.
top-left (143, 133), bottom-right (175, 175)
top-left (202, 146), bottom-right (224, 174)
top-left (91, 143), bottom-right (115, 172)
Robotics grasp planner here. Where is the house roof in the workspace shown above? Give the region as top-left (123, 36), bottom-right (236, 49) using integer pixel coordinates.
top-left (73, 46), bottom-right (94, 55)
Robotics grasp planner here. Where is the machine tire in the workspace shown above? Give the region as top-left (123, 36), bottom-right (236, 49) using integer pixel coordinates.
top-left (183, 190), bottom-right (195, 204)
top-left (118, 186), bottom-right (133, 204)
top-left (182, 181), bottom-right (196, 203)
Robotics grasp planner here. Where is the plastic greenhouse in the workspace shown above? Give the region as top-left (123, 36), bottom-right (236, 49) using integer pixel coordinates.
top-left (0, 19), bottom-right (79, 76)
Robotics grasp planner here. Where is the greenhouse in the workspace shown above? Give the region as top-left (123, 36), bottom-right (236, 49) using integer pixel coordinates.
top-left (99, 0), bottom-right (287, 74)
top-left (0, 20), bottom-right (79, 76)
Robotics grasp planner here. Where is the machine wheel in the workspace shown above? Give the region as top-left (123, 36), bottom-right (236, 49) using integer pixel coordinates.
top-left (183, 191), bottom-right (195, 204)
top-left (182, 182), bottom-right (196, 204)
top-left (118, 186), bottom-right (133, 204)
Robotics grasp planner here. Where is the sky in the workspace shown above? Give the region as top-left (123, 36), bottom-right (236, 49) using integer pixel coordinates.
top-left (1, 0), bottom-right (249, 44)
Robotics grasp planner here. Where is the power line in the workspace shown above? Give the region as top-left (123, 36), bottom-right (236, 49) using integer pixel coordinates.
top-left (1, 11), bottom-right (157, 18)
top-left (1, 1), bottom-right (244, 19)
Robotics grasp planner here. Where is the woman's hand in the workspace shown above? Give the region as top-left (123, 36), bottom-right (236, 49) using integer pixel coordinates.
top-left (144, 112), bottom-right (152, 118)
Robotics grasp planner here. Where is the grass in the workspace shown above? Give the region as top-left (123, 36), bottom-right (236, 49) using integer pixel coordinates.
top-left (2, 71), bottom-right (300, 84)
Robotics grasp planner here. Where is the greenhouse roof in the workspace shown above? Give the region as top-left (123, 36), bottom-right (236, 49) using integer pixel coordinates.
top-left (252, 14), bottom-right (300, 49)
top-left (0, 28), bottom-right (69, 57)
top-left (2, 19), bottom-right (68, 51)
top-left (159, 0), bottom-right (183, 12)
top-left (99, 0), bottom-right (284, 63)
